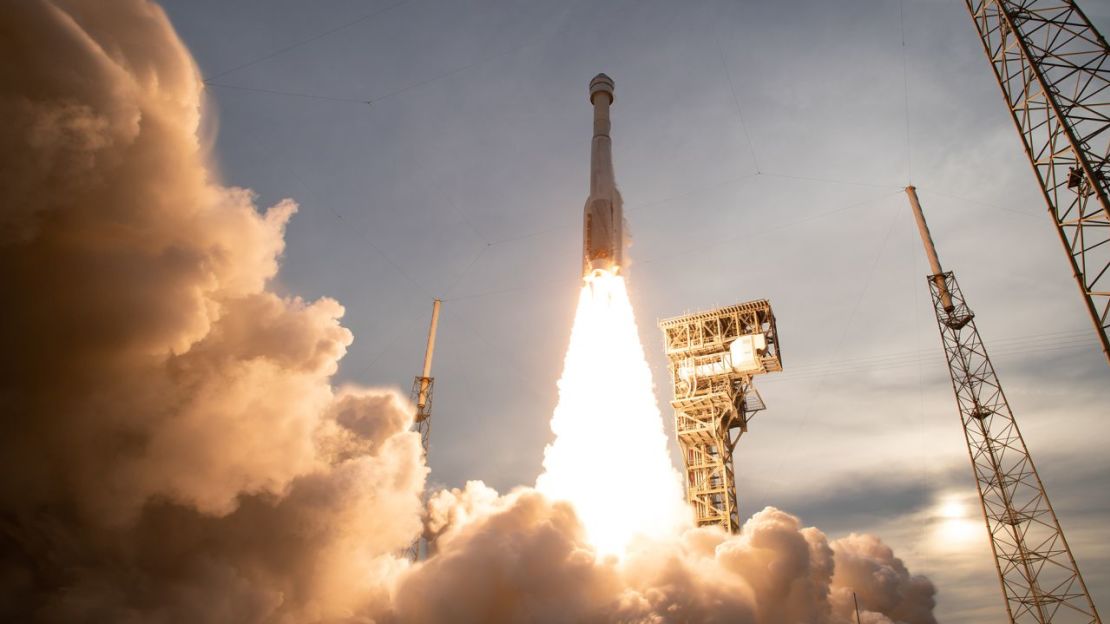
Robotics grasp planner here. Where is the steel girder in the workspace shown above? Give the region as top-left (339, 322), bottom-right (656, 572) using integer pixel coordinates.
top-left (929, 271), bottom-right (1099, 623)
top-left (967, 0), bottom-right (1110, 365)
top-left (405, 375), bottom-right (434, 562)
top-left (659, 301), bottom-right (781, 533)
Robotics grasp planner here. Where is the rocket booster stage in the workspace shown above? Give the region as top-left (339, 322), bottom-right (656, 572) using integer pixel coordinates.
top-left (582, 73), bottom-right (623, 279)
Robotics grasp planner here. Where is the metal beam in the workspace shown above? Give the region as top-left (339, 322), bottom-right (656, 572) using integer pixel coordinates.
top-left (966, 0), bottom-right (1110, 366)
top-left (908, 191), bottom-right (1100, 623)
top-left (659, 300), bottom-right (781, 532)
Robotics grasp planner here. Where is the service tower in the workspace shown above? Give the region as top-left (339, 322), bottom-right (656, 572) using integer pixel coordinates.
top-left (906, 187), bottom-right (1099, 623)
top-left (659, 301), bottom-right (782, 532)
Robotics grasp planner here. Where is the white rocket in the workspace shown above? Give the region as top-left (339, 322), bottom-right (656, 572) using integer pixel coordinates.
top-left (582, 73), bottom-right (624, 279)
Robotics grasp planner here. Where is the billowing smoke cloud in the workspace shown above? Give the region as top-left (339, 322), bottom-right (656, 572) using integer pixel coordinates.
top-left (0, 2), bottom-right (937, 622)
top-left (0, 2), bottom-right (424, 620)
top-left (412, 483), bottom-right (935, 624)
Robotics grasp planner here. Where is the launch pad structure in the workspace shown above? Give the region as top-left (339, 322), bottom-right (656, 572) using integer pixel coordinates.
top-left (965, 0), bottom-right (1110, 366)
top-left (406, 298), bottom-right (441, 562)
top-left (412, 298), bottom-right (441, 459)
top-left (906, 187), bottom-right (1100, 624)
top-left (659, 301), bottom-right (782, 533)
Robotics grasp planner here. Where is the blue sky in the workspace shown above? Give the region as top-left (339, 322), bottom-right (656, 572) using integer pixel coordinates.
top-left (162, 1), bottom-right (1110, 620)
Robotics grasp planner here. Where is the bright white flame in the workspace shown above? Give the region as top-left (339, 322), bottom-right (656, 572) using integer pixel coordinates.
top-left (536, 270), bottom-right (689, 556)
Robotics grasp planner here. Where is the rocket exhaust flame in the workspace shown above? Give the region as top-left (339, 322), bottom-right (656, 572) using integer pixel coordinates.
top-left (536, 269), bottom-right (689, 556)
top-left (539, 75), bottom-right (686, 556)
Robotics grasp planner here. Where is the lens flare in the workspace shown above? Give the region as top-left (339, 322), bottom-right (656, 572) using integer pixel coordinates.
top-left (932, 494), bottom-right (980, 549)
top-left (536, 270), bottom-right (689, 556)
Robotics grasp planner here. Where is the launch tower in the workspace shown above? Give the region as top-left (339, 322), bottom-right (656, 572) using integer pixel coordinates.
top-left (406, 298), bottom-right (441, 561)
top-left (906, 186), bottom-right (1100, 624)
top-left (966, 0), bottom-right (1110, 366)
top-left (659, 301), bottom-right (782, 532)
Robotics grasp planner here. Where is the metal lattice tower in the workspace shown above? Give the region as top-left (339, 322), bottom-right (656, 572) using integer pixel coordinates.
top-left (907, 187), bottom-right (1100, 624)
top-left (406, 298), bottom-right (441, 561)
top-left (658, 301), bottom-right (782, 533)
top-left (966, 0), bottom-right (1110, 366)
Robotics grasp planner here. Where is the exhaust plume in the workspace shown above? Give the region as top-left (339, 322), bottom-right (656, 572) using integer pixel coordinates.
top-left (0, 2), bottom-right (424, 620)
top-left (406, 483), bottom-right (936, 623)
top-left (536, 271), bottom-right (689, 555)
top-left (0, 2), bottom-right (937, 622)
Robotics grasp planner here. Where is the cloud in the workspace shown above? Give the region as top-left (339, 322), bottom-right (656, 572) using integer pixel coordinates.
top-left (0, 1), bottom-right (424, 620)
top-left (404, 487), bottom-right (936, 624)
top-left (831, 534), bottom-right (938, 624)
top-left (0, 2), bottom-right (937, 622)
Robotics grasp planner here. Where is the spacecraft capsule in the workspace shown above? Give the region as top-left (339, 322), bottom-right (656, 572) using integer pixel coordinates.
top-left (582, 73), bottom-right (623, 279)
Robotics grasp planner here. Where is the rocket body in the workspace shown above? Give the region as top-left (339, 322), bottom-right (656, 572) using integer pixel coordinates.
top-left (582, 73), bottom-right (623, 279)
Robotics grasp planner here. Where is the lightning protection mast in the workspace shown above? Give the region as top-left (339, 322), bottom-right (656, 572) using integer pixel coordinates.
top-left (906, 186), bottom-right (1100, 624)
top-left (966, 0), bottom-right (1110, 366)
top-left (406, 298), bottom-right (441, 561)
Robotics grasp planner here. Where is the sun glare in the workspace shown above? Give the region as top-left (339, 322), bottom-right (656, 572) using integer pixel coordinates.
top-left (933, 495), bottom-right (980, 548)
top-left (536, 270), bottom-right (689, 556)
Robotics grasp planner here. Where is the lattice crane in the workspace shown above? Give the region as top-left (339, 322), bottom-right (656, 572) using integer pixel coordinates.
top-left (966, 0), bottom-right (1110, 366)
top-left (659, 301), bottom-right (782, 533)
top-left (906, 186), bottom-right (1100, 624)
top-left (406, 298), bottom-right (441, 561)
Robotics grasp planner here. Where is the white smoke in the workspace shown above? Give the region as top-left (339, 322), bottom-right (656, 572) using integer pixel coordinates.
top-left (0, 2), bottom-right (937, 622)
top-left (405, 482), bottom-right (936, 623)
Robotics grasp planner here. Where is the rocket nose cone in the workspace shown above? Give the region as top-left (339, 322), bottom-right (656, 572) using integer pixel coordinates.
top-left (589, 73), bottom-right (615, 104)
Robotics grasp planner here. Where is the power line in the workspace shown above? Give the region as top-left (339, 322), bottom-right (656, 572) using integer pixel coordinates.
top-left (923, 188), bottom-right (1040, 220)
top-left (450, 167), bottom-right (895, 255)
top-left (354, 314), bottom-right (427, 378)
top-left (352, 239), bottom-right (491, 380)
top-left (781, 196), bottom-right (903, 444)
top-left (365, 32), bottom-right (546, 107)
top-left (443, 191), bottom-right (489, 247)
top-left (714, 34), bottom-right (761, 173)
top-left (202, 82), bottom-right (370, 104)
top-left (787, 329), bottom-right (1090, 371)
top-left (443, 243), bottom-right (490, 300)
top-left (208, 92), bottom-right (433, 301)
top-left (458, 170), bottom-right (893, 251)
top-left (204, 0), bottom-right (412, 82)
top-left (755, 171), bottom-right (902, 190)
top-left (205, 0), bottom-right (589, 108)
top-left (360, 0), bottom-right (622, 108)
top-left (444, 190), bottom-right (901, 304)
top-left (765, 336), bottom-right (1097, 383)
top-left (637, 189), bottom-right (900, 268)
top-left (485, 223), bottom-right (572, 246)
top-left (899, 0), bottom-right (912, 184)
top-left (445, 274), bottom-right (577, 303)
top-left (767, 330), bottom-right (1093, 380)
top-left (322, 202), bottom-right (431, 297)
top-left (626, 172), bottom-right (760, 216)
top-left (443, 191), bottom-right (900, 304)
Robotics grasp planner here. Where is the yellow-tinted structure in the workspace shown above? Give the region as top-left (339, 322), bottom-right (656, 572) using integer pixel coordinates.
top-left (659, 301), bottom-right (781, 532)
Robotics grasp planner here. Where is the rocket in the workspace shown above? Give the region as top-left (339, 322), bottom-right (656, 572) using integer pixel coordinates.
top-left (582, 73), bottom-right (623, 279)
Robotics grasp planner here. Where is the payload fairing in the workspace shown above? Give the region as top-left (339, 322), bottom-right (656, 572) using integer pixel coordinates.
top-left (582, 73), bottom-right (624, 279)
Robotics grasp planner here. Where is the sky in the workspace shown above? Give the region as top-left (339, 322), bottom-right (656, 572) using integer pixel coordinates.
top-left (160, 1), bottom-right (1110, 621)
